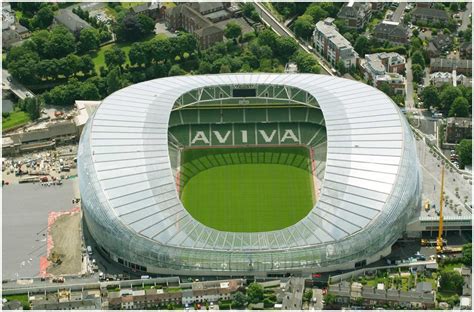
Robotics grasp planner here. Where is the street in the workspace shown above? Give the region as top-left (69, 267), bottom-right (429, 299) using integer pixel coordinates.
top-left (2, 69), bottom-right (34, 100)
top-left (391, 2), bottom-right (407, 23)
top-left (252, 2), bottom-right (333, 76)
top-left (2, 179), bottom-right (79, 280)
top-left (405, 58), bottom-right (415, 110)
top-left (459, 2), bottom-right (472, 31)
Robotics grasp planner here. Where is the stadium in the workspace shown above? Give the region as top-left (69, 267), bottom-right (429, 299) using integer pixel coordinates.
top-left (78, 73), bottom-right (421, 277)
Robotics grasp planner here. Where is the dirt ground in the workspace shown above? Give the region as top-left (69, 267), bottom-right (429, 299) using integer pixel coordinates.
top-left (47, 212), bottom-right (83, 276)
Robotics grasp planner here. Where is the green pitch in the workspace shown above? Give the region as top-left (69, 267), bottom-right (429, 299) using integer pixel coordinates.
top-left (180, 148), bottom-right (314, 232)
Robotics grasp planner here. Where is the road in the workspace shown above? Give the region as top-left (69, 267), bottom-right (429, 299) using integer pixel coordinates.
top-left (459, 2), bottom-right (472, 31)
top-left (2, 69), bottom-right (34, 100)
top-left (252, 2), bottom-right (333, 76)
top-left (391, 2), bottom-right (407, 23)
top-left (405, 58), bottom-right (415, 110)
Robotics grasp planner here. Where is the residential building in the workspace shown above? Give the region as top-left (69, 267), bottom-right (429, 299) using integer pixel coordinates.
top-left (360, 52), bottom-right (406, 94)
top-left (329, 281), bottom-right (436, 309)
top-left (412, 6), bottom-right (449, 25)
top-left (2, 120), bottom-right (78, 156)
top-left (284, 62), bottom-right (298, 73)
top-left (30, 290), bottom-right (101, 310)
top-left (445, 118), bottom-right (472, 144)
top-left (182, 279), bottom-right (244, 305)
top-left (165, 4), bottom-right (224, 49)
top-left (337, 2), bottom-right (372, 29)
top-left (430, 72), bottom-right (471, 87)
top-left (129, 2), bottom-right (162, 19)
top-left (430, 58), bottom-right (472, 75)
top-left (373, 20), bottom-right (409, 44)
top-left (370, 2), bottom-right (388, 11)
top-left (2, 28), bottom-right (21, 48)
top-left (431, 34), bottom-right (453, 52)
top-left (190, 1), bottom-right (230, 23)
top-left (460, 41), bottom-right (472, 59)
top-left (54, 9), bottom-right (91, 34)
top-left (2, 2), bottom-right (15, 30)
top-left (313, 18), bottom-right (359, 68)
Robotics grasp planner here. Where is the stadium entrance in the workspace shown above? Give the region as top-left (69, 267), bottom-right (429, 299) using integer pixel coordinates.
top-left (168, 84), bottom-right (327, 232)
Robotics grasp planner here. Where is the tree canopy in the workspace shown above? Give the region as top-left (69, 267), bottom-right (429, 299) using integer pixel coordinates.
top-left (439, 270), bottom-right (464, 295)
top-left (246, 283), bottom-right (264, 304)
top-left (224, 22), bottom-right (242, 41)
top-left (448, 97), bottom-right (469, 117)
top-left (456, 139), bottom-right (472, 166)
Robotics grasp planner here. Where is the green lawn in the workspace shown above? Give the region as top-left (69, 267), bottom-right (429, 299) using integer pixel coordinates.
top-left (181, 154), bottom-right (314, 232)
top-left (3, 294), bottom-right (29, 309)
top-left (91, 34), bottom-right (167, 72)
top-left (91, 43), bottom-right (132, 73)
top-left (120, 2), bottom-right (145, 8)
top-left (2, 110), bottom-right (31, 131)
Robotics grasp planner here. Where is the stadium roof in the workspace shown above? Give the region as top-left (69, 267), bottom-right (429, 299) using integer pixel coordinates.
top-left (86, 74), bottom-right (407, 252)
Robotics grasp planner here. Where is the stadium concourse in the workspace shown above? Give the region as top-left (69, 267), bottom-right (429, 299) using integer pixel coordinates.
top-left (78, 74), bottom-right (421, 277)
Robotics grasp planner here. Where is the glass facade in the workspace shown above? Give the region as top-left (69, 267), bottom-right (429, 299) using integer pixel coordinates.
top-left (78, 74), bottom-right (421, 276)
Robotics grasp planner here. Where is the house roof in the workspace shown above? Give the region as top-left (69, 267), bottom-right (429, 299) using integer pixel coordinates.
top-left (194, 25), bottom-right (223, 37)
top-left (374, 21), bottom-right (408, 38)
top-left (431, 58), bottom-right (472, 70)
top-left (412, 7), bottom-right (449, 20)
top-left (54, 9), bottom-right (91, 33)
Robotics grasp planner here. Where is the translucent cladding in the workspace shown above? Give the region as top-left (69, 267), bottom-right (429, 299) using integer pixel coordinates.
top-left (78, 74), bottom-right (421, 275)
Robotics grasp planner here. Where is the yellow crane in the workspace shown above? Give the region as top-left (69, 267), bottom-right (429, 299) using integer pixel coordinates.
top-left (436, 165), bottom-right (445, 253)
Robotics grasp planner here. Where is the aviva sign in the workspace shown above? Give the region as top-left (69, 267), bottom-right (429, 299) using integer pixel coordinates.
top-left (170, 123), bottom-right (324, 147)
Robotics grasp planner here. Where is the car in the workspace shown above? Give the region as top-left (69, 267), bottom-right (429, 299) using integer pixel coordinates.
top-left (6, 76), bottom-right (12, 82)
top-left (25, 92), bottom-right (32, 97)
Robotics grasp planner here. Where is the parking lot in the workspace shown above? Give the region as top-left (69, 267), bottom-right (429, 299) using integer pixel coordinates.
top-left (2, 178), bottom-right (79, 280)
top-left (2, 144), bottom-right (78, 185)
top-left (417, 137), bottom-right (472, 217)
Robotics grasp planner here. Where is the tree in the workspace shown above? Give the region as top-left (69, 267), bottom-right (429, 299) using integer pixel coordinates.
top-left (20, 97), bottom-right (41, 120)
top-left (440, 86), bottom-right (463, 112)
top-left (303, 289), bottom-right (313, 302)
top-left (257, 29), bottom-right (278, 50)
top-left (225, 22), bottom-right (242, 42)
top-left (449, 97), bottom-right (469, 117)
top-left (293, 15), bottom-right (314, 40)
top-left (305, 4), bottom-right (329, 22)
top-left (246, 283), bottom-right (264, 304)
top-left (232, 291), bottom-right (247, 308)
top-left (412, 28), bottom-right (419, 37)
top-left (48, 26), bottom-right (76, 58)
top-left (292, 50), bottom-right (320, 73)
top-left (242, 3), bottom-right (255, 18)
top-left (412, 64), bottom-right (424, 84)
top-left (168, 64), bottom-right (186, 76)
top-left (324, 293), bottom-right (336, 305)
top-left (80, 55), bottom-right (95, 75)
top-left (336, 60), bottom-right (347, 75)
top-left (78, 28), bottom-right (100, 52)
top-left (198, 61), bottom-right (212, 74)
top-left (128, 42), bottom-right (147, 66)
top-left (456, 140), bottom-right (472, 166)
top-left (275, 37), bottom-right (298, 62)
top-left (31, 5), bottom-right (54, 29)
top-left (439, 270), bottom-right (464, 295)
top-left (115, 13), bottom-right (154, 42)
top-left (354, 36), bottom-right (370, 56)
top-left (421, 85), bottom-right (439, 109)
top-left (378, 82), bottom-right (393, 96)
top-left (106, 67), bottom-right (124, 94)
top-left (104, 47), bottom-right (126, 69)
top-left (461, 243), bottom-right (472, 266)
top-left (79, 82), bottom-right (101, 100)
top-left (411, 50), bottom-right (426, 68)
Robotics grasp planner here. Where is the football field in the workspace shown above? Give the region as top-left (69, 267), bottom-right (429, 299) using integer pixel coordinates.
top-left (180, 149), bottom-right (314, 232)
